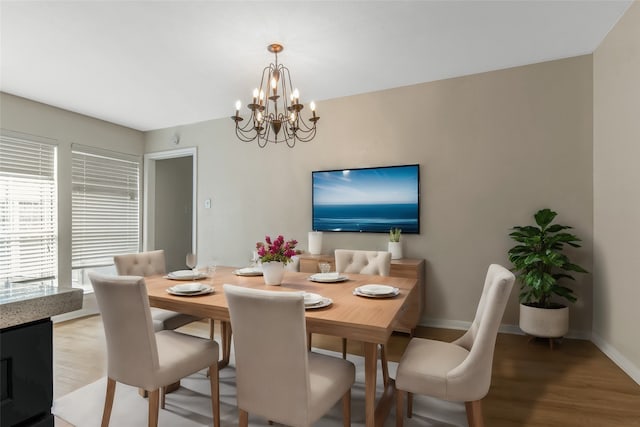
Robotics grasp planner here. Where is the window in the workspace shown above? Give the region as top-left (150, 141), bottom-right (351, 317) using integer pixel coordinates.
top-left (71, 146), bottom-right (140, 289)
top-left (0, 132), bottom-right (57, 284)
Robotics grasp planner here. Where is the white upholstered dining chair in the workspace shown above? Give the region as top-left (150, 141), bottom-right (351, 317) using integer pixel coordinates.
top-left (332, 249), bottom-right (392, 383)
top-left (113, 250), bottom-right (203, 332)
top-left (89, 273), bottom-right (220, 427)
top-left (334, 249), bottom-right (392, 277)
top-left (224, 284), bottom-right (356, 427)
top-left (394, 264), bottom-right (515, 427)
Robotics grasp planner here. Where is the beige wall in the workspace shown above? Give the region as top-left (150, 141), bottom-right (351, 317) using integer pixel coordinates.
top-left (146, 55), bottom-right (594, 335)
top-left (0, 93), bottom-right (144, 287)
top-left (593, 1), bottom-right (640, 380)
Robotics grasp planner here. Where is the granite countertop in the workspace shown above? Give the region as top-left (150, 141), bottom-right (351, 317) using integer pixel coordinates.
top-left (0, 281), bottom-right (83, 329)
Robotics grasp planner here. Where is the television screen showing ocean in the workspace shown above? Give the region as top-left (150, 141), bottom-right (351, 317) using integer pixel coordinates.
top-left (313, 203), bottom-right (419, 233)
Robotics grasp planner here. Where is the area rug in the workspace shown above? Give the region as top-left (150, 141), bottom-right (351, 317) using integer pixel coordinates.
top-left (53, 349), bottom-right (466, 427)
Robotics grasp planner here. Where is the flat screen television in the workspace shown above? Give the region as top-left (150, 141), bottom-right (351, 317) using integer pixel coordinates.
top-left (312, 164), bottom-right (420, 233)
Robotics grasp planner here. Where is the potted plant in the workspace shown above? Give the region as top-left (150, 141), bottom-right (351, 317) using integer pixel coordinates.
top-left (256, 235), bottom-right (298, 285)
top-left (508, 208), bottom-right (587, 343)
top-left (388, 228), bottom-right (403, 260)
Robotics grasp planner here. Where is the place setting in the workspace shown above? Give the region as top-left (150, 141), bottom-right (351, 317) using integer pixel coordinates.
top-left (308, 273), bottom-right (349, 283)
top-left (165, 269), bottom-right (208, 280)
top-left (303, 292), bottom-right (332, 310)
top-left (233, 251), bottom-right (264, 276)
top-left (233, 267), bottom-right (263, 276)
top-left (166, 282), bottom-right (214, 296)
top-left (165, 252), bottom-right (209, 280)
top-left (353, 284), bottom-right (399, 299)
top-left (308, 262), bottom-right (348, 283)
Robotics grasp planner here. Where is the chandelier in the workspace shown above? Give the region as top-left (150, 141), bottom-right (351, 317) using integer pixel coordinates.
top-left (231, 43), bottom-right (319, 148)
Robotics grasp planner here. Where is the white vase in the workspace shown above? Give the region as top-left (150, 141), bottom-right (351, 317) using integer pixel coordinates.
top-left (388, 241), bottom-right (403, 260)
top-left (261, 261), bottom-right (285, 285)
top-left (308, 231), bottom-right (323, 255)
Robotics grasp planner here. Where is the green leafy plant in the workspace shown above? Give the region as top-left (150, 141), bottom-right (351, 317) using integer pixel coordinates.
top-left (508, 208), bottom-right (588, 308)
top-left (389, 228), bottom-right (402, 242)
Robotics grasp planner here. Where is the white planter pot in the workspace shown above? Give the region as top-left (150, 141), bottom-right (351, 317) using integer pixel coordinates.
top-left (388, 241), bottom-right (403, 260)
top-left (261, 261), bottom-right (285, 286)
top-left (519, 303), bottom-right (569, 338)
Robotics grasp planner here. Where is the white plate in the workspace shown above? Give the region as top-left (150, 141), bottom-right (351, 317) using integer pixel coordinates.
top-left (167, 285), bottom-right (214, 296)
top-left (170, 282), bottom-right (206, 293)
top-left (308, 273), bottom-right (349, 283)
top-left (303, 292), bottom-right (324, 306)
top-left (169, 270), bottom-right (196, 278)
top-left (304, 297), bottom-right (333, 310)
top-left (167, 270), bottom-right (207, 280)
top-left (233, 268), bottom-right (263, 276)
top-left (353, 287), bottom-right (399, 298)
top-left (357, 284), bottom-right (397, 295)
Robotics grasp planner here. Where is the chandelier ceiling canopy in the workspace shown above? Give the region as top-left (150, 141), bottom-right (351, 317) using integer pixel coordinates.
top-left (231, 43), bottom-right (319, 148)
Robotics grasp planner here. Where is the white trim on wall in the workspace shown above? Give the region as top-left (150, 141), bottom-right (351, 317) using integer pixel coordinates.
top-left (592, 332), bottom-right (640, 386)
top-left (420, 319), bottom-right (592, 340)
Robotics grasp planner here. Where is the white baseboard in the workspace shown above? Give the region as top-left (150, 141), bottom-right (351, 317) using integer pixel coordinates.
top-left (421, 318), bottom-right (526, 335)
top-left (421, 318), bottom-right (527, 335)
top-left (591, 332), bottom-right (640, 386)
top-left (420, 318), bottom-right (591, 340)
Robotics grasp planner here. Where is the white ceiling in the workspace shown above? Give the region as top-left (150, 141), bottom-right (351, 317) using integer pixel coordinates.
top-left (0, 1), bottom-right (632, 132)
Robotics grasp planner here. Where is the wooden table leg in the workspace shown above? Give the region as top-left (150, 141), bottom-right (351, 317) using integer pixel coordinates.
top-left (363, 342), bottom-right (377, 427)
top-left (364, 341), bottom-right (396, 427)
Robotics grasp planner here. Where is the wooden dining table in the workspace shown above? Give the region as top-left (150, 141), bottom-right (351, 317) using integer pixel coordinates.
top-left (145, 266), bottom-right (418, 427)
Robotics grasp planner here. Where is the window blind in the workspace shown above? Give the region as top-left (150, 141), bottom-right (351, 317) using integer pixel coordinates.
top-left (72, 148), bottom-right (140, 268)
top-left (0, 133), bottom-right (57, 282)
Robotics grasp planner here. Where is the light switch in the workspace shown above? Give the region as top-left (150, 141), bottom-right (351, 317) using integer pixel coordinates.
top-left (204, 199), bottom-right (211, 209)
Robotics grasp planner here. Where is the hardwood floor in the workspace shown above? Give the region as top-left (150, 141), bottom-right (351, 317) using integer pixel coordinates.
top-left (53, 316), bottom-right (640, 426)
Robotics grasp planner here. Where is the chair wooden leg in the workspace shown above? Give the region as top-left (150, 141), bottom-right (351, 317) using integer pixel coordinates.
top-left (407, 392), bottom-right (413, 418)
top-left (207, 320), bottom-right (214, 377)
top-left (221, 321), bottom-right (232, 368)
top-left (380, 344), bottom-right (390, 387)
top-left (342, 388), bottom-right (351, 427)
top-left (209, 362), bottom-right (220, 427)
top-left (160, 386), bottom-right (166, 409)
top-left (239, 409), bottom-right (249, 427)
top-left (395, 388), bottom-right (404, 427)
top-left (465, 400), bottom-right (484, 427)
top-left (307, 332), bottom-right (312, 351)
top-left (101, 378), bottom-right (116, 427)
top-left (342, 337), bottom-right (348, 359)
top-left (148, 389), bottom-right (160, 427)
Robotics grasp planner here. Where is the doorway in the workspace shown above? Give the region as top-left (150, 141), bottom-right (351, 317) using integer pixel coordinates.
top-left (144, 148), bottom-right (197, 272)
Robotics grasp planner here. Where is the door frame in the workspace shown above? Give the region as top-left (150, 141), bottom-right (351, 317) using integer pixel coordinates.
top-left (143, 147), bottom-right (197, 254)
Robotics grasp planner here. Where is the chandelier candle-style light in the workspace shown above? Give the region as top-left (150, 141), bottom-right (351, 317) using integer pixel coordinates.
top-left (231, 43), bottom-right (319, 148)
